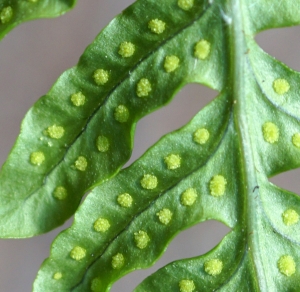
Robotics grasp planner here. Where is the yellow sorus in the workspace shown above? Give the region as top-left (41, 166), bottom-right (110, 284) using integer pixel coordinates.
top-left (277, 255), bottom-right (296, 277)
top-left (136, 78), bottom-right (152, 97)
top-left (193, 128), bottom-right (210, 144)
top-left (118, 42), bottom-right (135, 58)
top-left (30, 151), bottom-right (45, 166)
top-left (93, 69), bottom-right (109, 85)
top-left (209, 175), bottom-right (227, 197)
top-left (273, 78), bottom-right (290, 95)
top-left (93, 218), bottom-right (111, 232)
top-left (204, 259), bottom-right (223, 276)
top-left (148, 19), bottom-right (166, 34)
top-left (164, 55), bottom-right (180, 73)
top-left (140, 174), bottom-right (158, 190)
top-left (178, 0), bottom-right (194, 11)
top-left (194, 40), bottom-right (211, 60)
top-left (262, 122), bottom-right (279, 144)
top-left (70, 246), bottom-right (86, 261)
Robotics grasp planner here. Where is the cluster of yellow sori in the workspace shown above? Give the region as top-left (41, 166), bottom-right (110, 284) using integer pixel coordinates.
top-left (27, 0), bottom-right (212, 221)
top-left (60, 162), bottom-right (229, 285)
top-left (263, 78), bottom-right (300, 148)
top-left (178, 252), bottom-right (298, 291)
top-left (178, 258), bottom-right (223, 292)
top-left (30, 0), bottom-right (299, 288)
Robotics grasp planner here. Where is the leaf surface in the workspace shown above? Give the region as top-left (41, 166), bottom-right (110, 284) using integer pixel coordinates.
top-left (0, 0), bottom-right (76, 41)
top-left (0, 0), bottom-right (215, 237)
top-left (33, 0), bottom-right (300, 291)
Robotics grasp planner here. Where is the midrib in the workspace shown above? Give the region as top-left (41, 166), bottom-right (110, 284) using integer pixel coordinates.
top-left (229, 0), bottom-right (267, 290)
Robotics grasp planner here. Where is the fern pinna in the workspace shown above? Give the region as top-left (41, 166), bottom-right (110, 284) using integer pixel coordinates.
top-left (1, 0), bottom-right (300, 291)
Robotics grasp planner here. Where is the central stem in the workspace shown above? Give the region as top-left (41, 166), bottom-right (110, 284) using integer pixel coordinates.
top-left (229, 0), bottom-right (267, 290)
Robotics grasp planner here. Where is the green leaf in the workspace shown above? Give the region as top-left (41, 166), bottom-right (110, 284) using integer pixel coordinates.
top-left (0, 0), bottom-right (215, 237)
top-left (32, 0), bottom-right (300, 291)
top-left (0, 0), bottom-right (77, 41)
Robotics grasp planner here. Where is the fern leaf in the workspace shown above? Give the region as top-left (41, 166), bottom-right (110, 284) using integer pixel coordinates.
top-left (33, 0), bottom-right (300, 291)
top-left (0, 0), bottom-right (76, 41)
top-left (0, 0), bottom-right (212, 237)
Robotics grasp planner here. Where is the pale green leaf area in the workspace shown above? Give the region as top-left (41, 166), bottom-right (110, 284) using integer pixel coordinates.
top-left (0, 0), bottom-right (76, 41)
top-left (27, 0), bottom-right (300, 291)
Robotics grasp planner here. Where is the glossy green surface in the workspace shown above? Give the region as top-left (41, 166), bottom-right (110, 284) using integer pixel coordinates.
top-left (3, 0), bottom-right (300, 290)
top-left (0, 0), bottom-right (220, 238)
